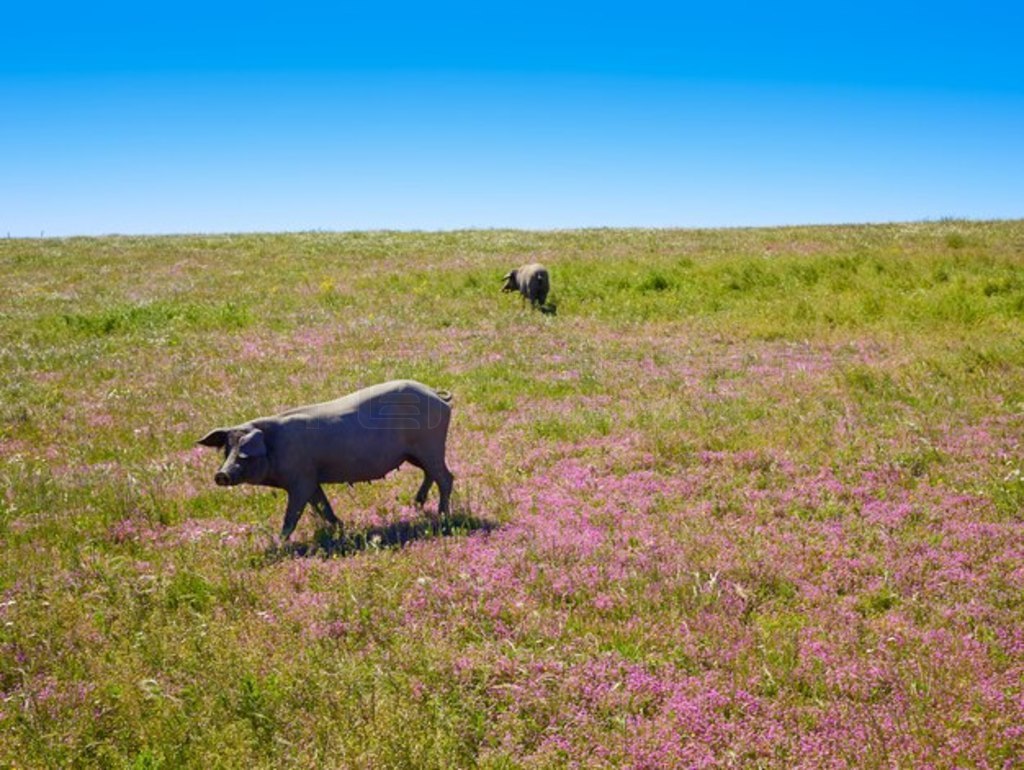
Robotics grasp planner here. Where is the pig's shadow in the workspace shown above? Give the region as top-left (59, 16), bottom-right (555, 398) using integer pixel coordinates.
top-left (260, 505), bottom-right (498, 562)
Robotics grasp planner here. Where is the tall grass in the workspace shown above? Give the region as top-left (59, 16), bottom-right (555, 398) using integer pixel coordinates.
top-left (2, 220), bottom-right (1023, 767)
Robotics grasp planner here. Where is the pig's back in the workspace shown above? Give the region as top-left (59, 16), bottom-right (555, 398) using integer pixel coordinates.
top-left (269, 381), bottom-right (449, 484)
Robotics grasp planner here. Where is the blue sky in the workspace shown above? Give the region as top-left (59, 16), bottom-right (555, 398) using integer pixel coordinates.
top-left (2, 1), bottom-right (1022, 236)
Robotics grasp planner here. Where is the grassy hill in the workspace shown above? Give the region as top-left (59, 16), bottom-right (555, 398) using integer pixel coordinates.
top-left (2, 221), bottom-right (1023, 767)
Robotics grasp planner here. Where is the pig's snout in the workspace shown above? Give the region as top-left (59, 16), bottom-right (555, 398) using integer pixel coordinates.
top-left (214, 471), bottom-right (232, 486)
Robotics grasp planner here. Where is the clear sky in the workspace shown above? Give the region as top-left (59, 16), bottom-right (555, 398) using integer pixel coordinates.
top-left (2, 1), bottom-right (1022, 237)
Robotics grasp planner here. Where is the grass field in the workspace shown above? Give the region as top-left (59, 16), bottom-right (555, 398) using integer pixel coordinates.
top-left (2, 221), bottom-right (1024, 768)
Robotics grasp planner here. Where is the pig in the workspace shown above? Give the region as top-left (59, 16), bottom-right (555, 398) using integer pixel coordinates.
top-left (197, 379), bottom-right (454, 541)
top-left (502, 263), bottom-right (550, 308)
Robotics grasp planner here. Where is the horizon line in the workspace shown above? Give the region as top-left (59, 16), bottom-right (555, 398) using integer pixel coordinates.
top-left (5, 216), bottom-right (1019, 242)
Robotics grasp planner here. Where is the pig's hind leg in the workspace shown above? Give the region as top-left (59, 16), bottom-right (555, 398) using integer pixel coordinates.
top-left (413, 471), bottom-right (435, 507)
top-left (419, 457), bottom-right (454, 517)
top-left (435, 462), bottom-right (454, 517)
top-left (403, 455), bottom-right (434, 507)
top-left (405, 453), bottom-right (453, 516)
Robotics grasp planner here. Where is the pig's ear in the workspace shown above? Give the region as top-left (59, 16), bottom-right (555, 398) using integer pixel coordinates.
top-left (197, 429), bottom-right (230, 448)
top-left (238, 428), bottom-right (267, 458)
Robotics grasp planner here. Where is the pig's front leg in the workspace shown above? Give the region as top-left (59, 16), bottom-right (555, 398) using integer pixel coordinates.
top-left (281, 481), bottom-right (316, 541)
top-left (308, 485), bottom-right (341, 527)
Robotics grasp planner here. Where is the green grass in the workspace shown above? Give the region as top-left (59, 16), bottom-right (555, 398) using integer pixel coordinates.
top-left (2, 220), bottom-right (1024, 767)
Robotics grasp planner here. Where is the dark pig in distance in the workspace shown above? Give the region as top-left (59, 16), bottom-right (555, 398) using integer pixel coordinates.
top-left (198, 380), bottom-right (454, 540)
top-left (502, 263), bottom-right (550, 308)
